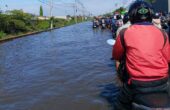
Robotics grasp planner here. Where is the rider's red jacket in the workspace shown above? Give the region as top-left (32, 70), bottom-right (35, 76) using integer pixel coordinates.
top-left (112, 23), bottom-right (170, 83)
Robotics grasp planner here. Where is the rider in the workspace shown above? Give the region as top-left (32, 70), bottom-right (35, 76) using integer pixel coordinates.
top-left (112, 1), bottom-right (170, 109)
top-left (101, 17), bottom-right (106, 29)
top-left (152, 12), bottom-right (162, 29)
top-left (115, 14), bottom-right (123, 29)
top-left (160, 14), bottom-right (168, 30)
top-left (116, 12), bottom-right (131, 36)
top-left (92, 17), bottom-right (98, 28)
top-left (111, 15), bottom-right (117, 38)
top-left (105, 16), bottom-right (111, 28)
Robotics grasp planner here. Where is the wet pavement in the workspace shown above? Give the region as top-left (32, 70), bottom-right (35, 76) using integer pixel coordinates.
top-left (0, 22), bottom-right (119, 110)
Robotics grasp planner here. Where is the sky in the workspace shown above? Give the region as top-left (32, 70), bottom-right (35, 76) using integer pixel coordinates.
top-left (0, 0), bottom-right (134, 16)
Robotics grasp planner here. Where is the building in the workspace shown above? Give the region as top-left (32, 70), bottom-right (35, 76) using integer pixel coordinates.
top-left (38, 16), bottom-right (50, 20)
top-left (37, 16), bottom-right (72, 20)
top-left (152, 0), bottom-right (170, 13)
top-left (54, 16), bottom-right (67, 20)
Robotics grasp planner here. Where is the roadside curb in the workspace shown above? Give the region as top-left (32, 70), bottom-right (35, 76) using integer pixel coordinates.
top-left (0, 27), bottom-right (60, 43)
top-left (0, 21), bottom-right (89, 43)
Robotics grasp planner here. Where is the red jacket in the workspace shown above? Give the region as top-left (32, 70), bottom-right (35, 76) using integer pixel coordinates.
top-left (112, 23), bottom-right (170, 83)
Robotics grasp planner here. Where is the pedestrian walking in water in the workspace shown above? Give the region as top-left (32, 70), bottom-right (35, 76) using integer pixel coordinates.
top-left (112, 1), bottom-right (170, 109)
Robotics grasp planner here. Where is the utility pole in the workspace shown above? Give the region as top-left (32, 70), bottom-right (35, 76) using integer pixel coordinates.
top-left (50, 0), bottom-right (53, 29)
top-left (77, 0), bottom-right (85, 22)
top-left (82, 9), bottom-right (84, 22)
top-left (74, 0), bottom-right (77, 24)
top-left (82, 7), bottom-right (86, 21)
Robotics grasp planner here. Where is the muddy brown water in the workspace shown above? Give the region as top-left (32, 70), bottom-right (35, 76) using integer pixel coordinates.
top-left (0, 22), bottom-right (119, 110)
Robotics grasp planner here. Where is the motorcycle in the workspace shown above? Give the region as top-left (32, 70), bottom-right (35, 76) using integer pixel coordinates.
top-left (93, 20), bottom-right (99, 28)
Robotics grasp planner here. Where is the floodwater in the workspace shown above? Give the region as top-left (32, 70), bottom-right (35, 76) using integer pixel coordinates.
top-left (0, 22), bottom-right (119, 110)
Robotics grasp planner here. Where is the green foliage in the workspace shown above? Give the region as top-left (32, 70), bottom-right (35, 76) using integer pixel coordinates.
top-left (9, 10), bottom-right (33, 25)
top-left (0, 10), bottom-right (31, 34)
top-left (0, 14), bottom-right (11, 33)
top-left (53, 18), bottom-right (65, 27)
top-left (36, 20), bottom-right (50, 30)
top-left (64, 19), bottom-right (75, 26)
top-left (114, 7), bottom-right (127, 15)
top-left (40, 5), bottom-right (43, 16)
top-left (0, 9), bottom-right (84, 39)
top-left (0, 31), bottom-right (6, 38)
top-left (9, 19), bottom-right (27, 33)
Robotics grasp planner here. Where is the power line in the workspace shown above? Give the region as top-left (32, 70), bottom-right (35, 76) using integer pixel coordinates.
top-left (38, 0), bottom-right (53, 29)
top-left (38, 0), bottom-right (91, 17)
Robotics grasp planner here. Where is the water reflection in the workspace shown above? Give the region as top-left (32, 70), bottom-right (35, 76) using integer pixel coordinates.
top-left (99, 83), bottom-right (120, 106)
top-left (0, 22), bottom-right (117, 110)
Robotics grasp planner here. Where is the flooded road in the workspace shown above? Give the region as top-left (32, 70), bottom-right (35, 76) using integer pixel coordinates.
top-left (0, 22), bottom-right (118, 110)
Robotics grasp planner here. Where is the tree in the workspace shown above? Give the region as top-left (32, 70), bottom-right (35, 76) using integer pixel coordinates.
top-left (114, 7), bottom-right (127, 15)
top-left (40, 5), bottom-right (43, 16)
top-left (0, 10), bottom-right (34, 33)
top-left (9, 10), bottom-right (33, 25)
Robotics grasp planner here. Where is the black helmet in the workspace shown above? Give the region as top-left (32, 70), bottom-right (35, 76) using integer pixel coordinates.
top-left (128, 0), bottom-right (154, 24)
top-left (153, 12), bottom-right (160, 19)
top-left (116, 14), bottom-right (122, 20)
top-left (123, 13), bottom-right (129, 24)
